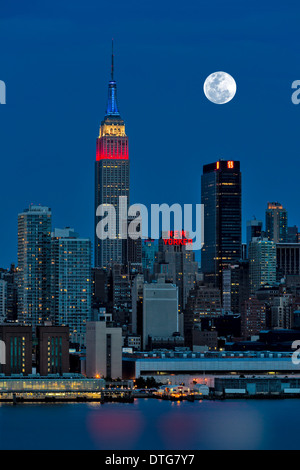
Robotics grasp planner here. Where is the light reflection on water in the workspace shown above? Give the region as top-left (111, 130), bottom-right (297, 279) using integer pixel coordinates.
top-left (0, 398), bottom-right (299, 450)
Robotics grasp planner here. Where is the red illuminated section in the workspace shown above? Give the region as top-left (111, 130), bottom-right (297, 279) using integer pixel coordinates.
top-left (215, 161), bottom-right (234, 170)
top-left (163, 231), bottom-right (193, 246)
top-left (96, 136), bottom-right (129, 161)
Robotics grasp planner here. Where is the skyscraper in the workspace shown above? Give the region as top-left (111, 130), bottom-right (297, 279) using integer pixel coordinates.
top-left (246, 218), bottom-right (263, 253)
top-left (248, 237), bottom-right (276, 293)
top-left (95, 44), bottom-right (130, 269)
top-left (266, 202), bottom-right (288, 243)
top-left (201, 160), bottom-right (242, 288)
top-left (51, 227), bottom-right (92, 347)
top-left (17, 205), bottom-right (52, 329)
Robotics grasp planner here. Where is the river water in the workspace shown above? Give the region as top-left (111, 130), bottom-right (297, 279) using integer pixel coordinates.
top-left (0, 398), bottom-right (298, 450)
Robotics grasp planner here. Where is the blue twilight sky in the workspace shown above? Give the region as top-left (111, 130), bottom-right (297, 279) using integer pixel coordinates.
top-left (0, 0), bottom-right (300, 267)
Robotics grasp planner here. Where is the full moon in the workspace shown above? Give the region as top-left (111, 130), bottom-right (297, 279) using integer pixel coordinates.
top-left (203, 71), bottom-right (237, 104)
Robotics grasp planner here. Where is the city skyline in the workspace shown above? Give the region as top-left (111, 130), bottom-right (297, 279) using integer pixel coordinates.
top-left (1, 1), bottom-right (300, 268)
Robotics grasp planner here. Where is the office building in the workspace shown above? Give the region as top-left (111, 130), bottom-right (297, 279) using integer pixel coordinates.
top-left (271, 295), bottom-right (293, 330)
top-left (184, 283), bottom-right (222, 347)
top-left (287, 226), bottom-right (300, 244)
top-left (17, 205), bottom-right (52, 329)
top-left (266, 202), bottom-right (288, 243)
top-left (246, 219), bottom-right (263, 256)
top-left (154, 232), bottom-right (198, 312)
top-left (276, 243), bottom-right (300, 279)
top-left (142, 239), bottom-right (157, 274)
top-left (51, 227), bottom-right (92, 347)
top-left (249, 237), bottom-right (276, 293)
top-left (95, 46), bottom-right (130, 269)
top-left (201, 160), bottom-right (242, 288)
top-left (142, 279), bottom-right (179, 350)
top-left (86, 318), bottom-right (123, 379)
top-left (222, 260), bottom-right (250, 314)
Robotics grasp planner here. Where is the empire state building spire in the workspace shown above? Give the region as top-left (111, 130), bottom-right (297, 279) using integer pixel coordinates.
top-left (106, 39), bottom-right (120, 117)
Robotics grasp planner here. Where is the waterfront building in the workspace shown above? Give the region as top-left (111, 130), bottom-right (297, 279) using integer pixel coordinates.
top-left (86, 318), bottom-right (123, 379)
top-left (0, 325), bottom-right (32, 375)
top-left (122, 350), bottom-right (300, 380)
top-left (36, 325), bottom-right (70, 376)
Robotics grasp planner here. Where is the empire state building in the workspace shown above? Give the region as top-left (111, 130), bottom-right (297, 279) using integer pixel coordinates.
top-left (95, 45), bottom-right (130, 269)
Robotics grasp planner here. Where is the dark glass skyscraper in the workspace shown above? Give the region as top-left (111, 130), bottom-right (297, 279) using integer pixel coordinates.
top-left (95, 46), bottom-right (130, 269)
top-left (265, 202), bottom-right (288, 243)
top-left (201, 160), bottom-right (242, 288)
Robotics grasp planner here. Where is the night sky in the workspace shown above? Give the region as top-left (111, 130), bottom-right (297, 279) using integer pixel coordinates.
top-left (0, 0), bottom-right (300, 267)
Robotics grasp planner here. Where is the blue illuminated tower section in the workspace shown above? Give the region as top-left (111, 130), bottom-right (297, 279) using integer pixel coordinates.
top-left (94, 43), bottom-right (130, 269)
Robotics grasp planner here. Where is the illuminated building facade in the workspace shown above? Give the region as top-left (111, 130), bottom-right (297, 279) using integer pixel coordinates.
top-left (201, 160), bottom-right (242, 289)
top-left (51, 228), bottom-right (92, 347)
top-left (17, 205), bottom-right (52, 328)
top-left (95, 47), bottom-right (130, 269)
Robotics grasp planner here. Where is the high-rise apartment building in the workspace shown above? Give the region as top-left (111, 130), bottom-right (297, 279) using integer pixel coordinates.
top-left (266, 202), bottom-right (288, 243)
top-left (95, 46), bottom-right (130, 269)
top-left (201, 160), bottom-right (242, 288)
top-left (51, 228), bottom-right (92, 347)
top-left (17, 205), bottom-right (52, 329)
